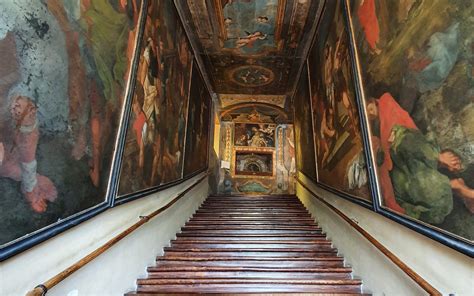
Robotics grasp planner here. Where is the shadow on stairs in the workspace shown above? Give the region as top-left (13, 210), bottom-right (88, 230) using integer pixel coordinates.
top-left (125, 195), bottom-right (370, 295)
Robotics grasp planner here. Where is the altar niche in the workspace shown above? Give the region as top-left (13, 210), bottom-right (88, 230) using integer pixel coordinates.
top-left (217, 106), bottom-right (295, 195)
top-left (235, 150), bottom-right (275, 177)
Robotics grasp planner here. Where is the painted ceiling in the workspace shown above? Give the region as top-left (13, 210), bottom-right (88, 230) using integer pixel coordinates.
top-left (175, 0), bottom-right (323, 99)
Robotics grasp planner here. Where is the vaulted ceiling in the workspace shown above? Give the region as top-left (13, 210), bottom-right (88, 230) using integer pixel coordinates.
top-left (175, 0), bottom-right (324, 108)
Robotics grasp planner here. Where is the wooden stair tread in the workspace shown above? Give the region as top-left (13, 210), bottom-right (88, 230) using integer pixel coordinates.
top-left (170, 240), bottom-right (331, 244)
top-left (147, 266), bottom-right (353, 272)
top-left (127, 194), bottom-right (367, 295)
top-left (127, 293), bottom-right (369, 296)
top-left (134, 283), bottom-right (363, 294)
top-left (137, 279), bottom-right (362, 285)
top-left (169, 242), bottom-right (332, 248)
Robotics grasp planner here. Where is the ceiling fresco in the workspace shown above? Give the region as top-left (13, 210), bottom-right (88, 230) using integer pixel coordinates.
top-left (176, 0), bottom-right (323, 96)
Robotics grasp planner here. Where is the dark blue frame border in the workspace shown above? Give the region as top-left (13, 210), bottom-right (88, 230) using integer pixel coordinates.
top-left (0, 0), bottom-right (148, 262)
top-left (342, 0), bottom-right (473, 257)
top-left (304, 0), bottom-right (374, 211)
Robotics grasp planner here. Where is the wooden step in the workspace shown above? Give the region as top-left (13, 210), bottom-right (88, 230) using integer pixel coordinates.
top-left (169, 242), bottom-right (333, 248)
top-left (155, 258), bottom-right (346, 268)
top-left (127, 194), bottom-right (367, 295)
top-left (134, 282), bottom-right (362, 294)
top-left (181, 225), bottom-right (322, 231)
top-left (171, 237), bottom-right (332, 246)
top-left (185, 221), bottom-right (319, 227)
top-left (189, 216), bottom-right (315, 221)
top-left (127, 293), bottom-right (369, 296)
top-left (145, 271), bottom-right (351, 280)
top-left (176, 233), bottom-right (327, 238)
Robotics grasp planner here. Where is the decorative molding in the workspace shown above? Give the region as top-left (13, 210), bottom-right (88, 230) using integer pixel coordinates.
top-left (219, 94), bottom-right (287, 109)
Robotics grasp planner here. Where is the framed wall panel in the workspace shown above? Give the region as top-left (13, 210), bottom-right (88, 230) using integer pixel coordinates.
top-left (293, 67), bottom-right (317, 181)
top-left (344, 0), bottom-right (473, 256)
top-left (183, 62), bottom-right (212, 178)
top-left (0, 0), bottom-right (145, 260)
top-left (117, 0), bottom-right (194, 199)
top-left (307, 0), bottom-right (372, 206)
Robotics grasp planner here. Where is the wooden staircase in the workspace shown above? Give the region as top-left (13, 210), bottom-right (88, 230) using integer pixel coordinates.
top-left (126, 195), bottom-right (368, 295)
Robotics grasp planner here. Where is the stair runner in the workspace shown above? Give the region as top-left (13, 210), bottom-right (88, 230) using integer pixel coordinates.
top-left (126, 195), bottom-right (368, 295)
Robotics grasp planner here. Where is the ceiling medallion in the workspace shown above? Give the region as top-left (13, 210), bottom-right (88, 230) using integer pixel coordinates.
top-left (228, 65), bottom-right (275, 87)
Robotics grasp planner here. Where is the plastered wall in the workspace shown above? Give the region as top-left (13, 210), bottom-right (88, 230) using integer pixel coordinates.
top-left (0, 173), bottom-right (209, 296)
top-left (297, 172), bottom-right (474, 296)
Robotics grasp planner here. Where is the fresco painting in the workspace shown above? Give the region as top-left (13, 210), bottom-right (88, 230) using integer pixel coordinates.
top-left (221, 0), bottom-right (278, 54)
top-left (0, 0), bottom-right (141, 245)
top-left (178, 0), bottom-right (320, 95)
top-left (118, 0), bottom-right (193, 195)
top-left (308, 0), bottom-right (371, 202)
top-left (293, 69), bottom-right (317, 181)
top-left (349, 0), bottom-right (474, 241)
top-left (217, 106), bottom-right (295, 194)
top-left (235, 151), bottom-right (273, 176)
top-left (234, 123), bottom-right (276, 147)
top-left (183, 63), bottom-right (212, 178)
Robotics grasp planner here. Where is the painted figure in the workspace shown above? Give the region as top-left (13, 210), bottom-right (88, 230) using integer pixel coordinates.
top-left (367, 93), bottom-right (474, 222)
top-left (0, 96), bottom-right (58, 213)
top-left (236, 31), bottom-right (268, 48)
top-left (357, 0), bottom-right (381, 54)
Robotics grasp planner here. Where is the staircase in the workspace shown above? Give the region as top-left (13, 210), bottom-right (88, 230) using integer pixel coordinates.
top-left (126, 195), bottom-right (368, 295)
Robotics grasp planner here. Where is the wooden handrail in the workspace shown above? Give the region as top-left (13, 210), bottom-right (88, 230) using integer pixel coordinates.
top-left (297, 178), bottom-right (442, 296)
top-left (26, 173), bottom-right (209, 296)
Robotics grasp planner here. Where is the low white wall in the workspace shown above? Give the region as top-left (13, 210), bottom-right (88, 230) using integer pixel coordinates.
top-left (0, 173), bottom-right (209, 296)
top-left (297, 172), bottom-right (473, 296)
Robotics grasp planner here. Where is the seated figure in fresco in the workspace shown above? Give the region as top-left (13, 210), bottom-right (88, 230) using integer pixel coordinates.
top-left (367, 92), bottom-right (474, 223)
top-left (249, 128), bottom-right (268, 147)
top-left (0, 96), bottom-right (58, 213)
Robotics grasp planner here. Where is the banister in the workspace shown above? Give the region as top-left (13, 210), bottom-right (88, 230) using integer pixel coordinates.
top-left (26, 173), bottom-right (209, 296)
top-left (297, 178), bottom-right (442, 296)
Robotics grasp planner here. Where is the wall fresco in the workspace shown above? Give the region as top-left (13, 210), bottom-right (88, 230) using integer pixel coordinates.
top-left (349, 0), bottom-right (474, 241)
top-left (234, 123), bottom-right (276, 147)
top-left (118, 0), bottom-right (193, 195)
top-left (0, 0), bottom-right (141, 245)
top-left (183, 63), bottom-right (212, 178)
top-left (293, 68), bottom-right (317, 180)
top-left (217, 106), bottom-right (295, 194)
top-left (308, 0), bottom-right (371, 202)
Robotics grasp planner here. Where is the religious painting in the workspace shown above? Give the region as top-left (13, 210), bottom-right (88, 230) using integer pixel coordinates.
top-left (276, 124), bottom-right (296, 194)
top-left (308, 0), bottom-right (371, 203)
top-left (234, 123), bottom-right (276, 147)
top-left (209, 55), bottom-right (291, 95)
top-left (183, 63), bottom-right (212, 178)
top-left (293, 68), bottom-right (317, 180)
top-left (235, 151), bottom-right (274, 177)
top-left (220, 0), bottom-right (279, 54)
top-left (118, 0), bottom-right (193, 196)
top-left (0, 0), bottom-right (142, 246)
top-left (177, 0), bottom-right (322, 96)
top-left (347, 0), bottom-right (474, 249)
